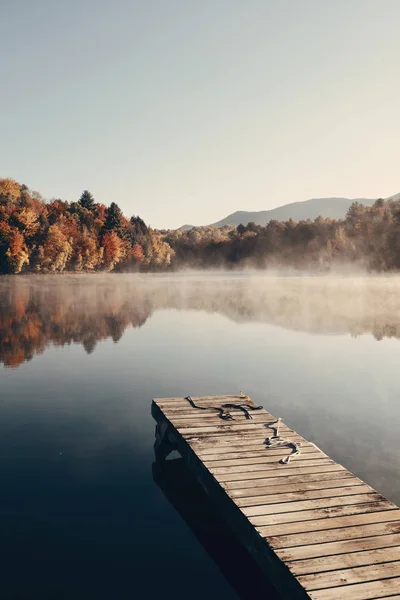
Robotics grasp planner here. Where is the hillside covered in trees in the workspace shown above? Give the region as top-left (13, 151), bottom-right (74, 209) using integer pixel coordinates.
top-left (0, 178), bottom-right (172, 274)
top-left (2, 177), bottom-right (400, 273)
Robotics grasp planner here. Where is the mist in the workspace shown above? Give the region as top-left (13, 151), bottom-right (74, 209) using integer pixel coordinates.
top-left (2, 272), bottom-right (400, 368)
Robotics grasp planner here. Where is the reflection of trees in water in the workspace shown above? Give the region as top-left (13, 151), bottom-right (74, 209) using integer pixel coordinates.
top-left (2, 275), bottom-right (400, 368)
top-left (0, 277), bottom-right (152, 367)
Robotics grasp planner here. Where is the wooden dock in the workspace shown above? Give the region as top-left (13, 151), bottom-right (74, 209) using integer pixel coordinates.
top-left (152, 395), bottom-right (400, 600)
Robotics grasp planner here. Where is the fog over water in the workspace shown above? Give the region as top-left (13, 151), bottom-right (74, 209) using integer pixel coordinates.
top-left (1, 273), bottom-right (400, 599)
top-left (2, 273), bottom-right (400, 366)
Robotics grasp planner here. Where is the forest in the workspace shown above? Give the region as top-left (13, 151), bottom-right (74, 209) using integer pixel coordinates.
top-left (0, 178), bottom-right (172, 273)
top-left (2, 177), bottom-right (400, 273)
top-left (163, 198), bottom-right (400, 271)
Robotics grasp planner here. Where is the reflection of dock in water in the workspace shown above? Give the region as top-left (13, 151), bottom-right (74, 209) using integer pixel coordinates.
top-left (153, 458), bottom-right (279, 600)
top-left (152, 395), bottom-right (400, 599)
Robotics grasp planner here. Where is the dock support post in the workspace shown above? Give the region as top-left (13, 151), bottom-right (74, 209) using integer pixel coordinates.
top-left (154, 420), bottom-right (178, 461)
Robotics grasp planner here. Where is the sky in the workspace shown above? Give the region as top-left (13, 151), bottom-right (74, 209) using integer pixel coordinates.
top-left (1, 0), bottom-right (400, 229)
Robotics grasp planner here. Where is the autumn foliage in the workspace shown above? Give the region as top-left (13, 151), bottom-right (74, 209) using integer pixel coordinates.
top-left (0, 179), bottom-right (172, 274)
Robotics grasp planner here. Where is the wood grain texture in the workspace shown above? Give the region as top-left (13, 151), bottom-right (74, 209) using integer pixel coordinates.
top-left (242, 492), bottom-right (382, 516)
top-left (277, 533), bottom-right (400, 561)
top-left (268, 520), bottom-right (400, 548)
top-left (202, 449), bottom-right (325, 465)
top-left (299, 559), bottom-right (400, 590)
top-left (287, 545), bottom-right (400, 575)
top-left (249, 501), bottom-right (395, 527)
top-left (235, 485), bottom-right (374, 508)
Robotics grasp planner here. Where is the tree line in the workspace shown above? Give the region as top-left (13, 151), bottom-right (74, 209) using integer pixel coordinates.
top-left (2, 177), bottom-right (400, 273)
top-left (163, 198), bottom-right (400, 271)
top-left (0, 178), bottom-right (172, 273)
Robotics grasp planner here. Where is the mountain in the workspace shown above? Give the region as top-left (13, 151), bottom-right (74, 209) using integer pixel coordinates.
top-left (208, 194), bottom-right (400, 228)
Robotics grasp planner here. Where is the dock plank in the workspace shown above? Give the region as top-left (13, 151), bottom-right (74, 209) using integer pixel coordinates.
top-left (277, 533), bottom-right (400, 561)
top-left (258, 509), bottom-right (400, 537)
top-left (223, 470), bottom-right (351, 489)
top-left (235, 485), bottom-right (375, 508)
top-left (202, 450), bottom-right (326, 465)
top-left (214, 463), bottom-right (344, 482)
top-left (242, 493), bottom-right (383, 516)
top-left (308, 577), bottom-right (400, 600)
top-left (299, 559), bottom-right (400, 590)
top-left (152, 395), bottom-right (400, 600)
top-left (208, 458), bottom-right (334, 473)
top-left (249, 501), bottom-right (394, 527)
top-left (268, 520), bottom-right (400, 548)
top-left (287, 545), bottom-right (400, 575)
top-left (191, 440), bottom-right (307, 454)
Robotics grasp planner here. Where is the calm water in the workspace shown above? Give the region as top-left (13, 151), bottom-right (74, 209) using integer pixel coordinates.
top-left (1, 273), bottom-right (400, 600)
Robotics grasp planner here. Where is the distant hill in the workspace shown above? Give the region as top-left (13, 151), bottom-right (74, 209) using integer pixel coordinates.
top-left (207, 194), bottom-right (400, 228)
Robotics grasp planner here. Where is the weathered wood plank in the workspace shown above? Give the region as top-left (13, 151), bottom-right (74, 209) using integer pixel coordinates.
top-left (171, 417), bottom-right (285, 428)
top-left (187, 434), bottom-right (305, 447)
top-left (209, 458), bottom-right (334, 475)
top-left (301, 560), bottom-right (400, 590)
top-left (243, 493), bottom-right (384, 517)
top-left (195, 446), bottom-right (318, 458)
top-left (178, 421), bottom-right (294, 432)
top-left (308, 577), bottom-right (400, 600)
top-left (288, 546), bottom-right (400, 576)
top-left (165, 410), bottom-right (284, 424)
top-left (268, 520), bottom-right (400, 549)
top-left (165, 412), bottom-right (272, 422)
top-left (250, 501), bottom-right (395, 527)
top-left (175, 423), bottom-right (293, 434)
top-left (235, 485), bottom-right (374, 508)
top-left (188, 429), bottom-right (302, 440)
top-left (214, 464), bottom-right (345, 483)
top-left (227, 475), bottom-right (359, 498)
top-left (202, 449), bottom-right (324, 464)
top-left (298, 546), bottom-right (400, 590)
top-left (277, 533), bottom-right (400, 561)
top-left (191, 439), bottom-right (309, 454)
top-left (190, 431), bottom-right (307, 443)
top-left (155, 395), bottom-right (258, 405)
top-left (259, 509), bottom-right (400, 537)
top-left (164, 412), bottom-right (276, 422)
top-left (156, 397), bottom-right (265, 411)
top-left (224, 470), bottom-right (350, 490)
top-left (293, 548), bottom-right (400, 576)
top-left (162, 404), bottom-right (274, 415)
top-left (161, 401), bottom-right (261, 409)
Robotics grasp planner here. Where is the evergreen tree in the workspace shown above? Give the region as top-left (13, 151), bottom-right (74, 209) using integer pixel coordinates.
top-left (130, 215), bottom-right (148, 236)
top-left (79, 190), bottom-right (96, 212)
top-left (103, 202), bottom-right (123, 232)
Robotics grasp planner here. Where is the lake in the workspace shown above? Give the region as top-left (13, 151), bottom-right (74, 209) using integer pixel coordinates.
top-left (1, 273), bottom-right (400, 600)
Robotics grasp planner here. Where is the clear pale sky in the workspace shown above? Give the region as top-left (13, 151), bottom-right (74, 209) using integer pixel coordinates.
top-left (1, 0), bottom-right (400, 229)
